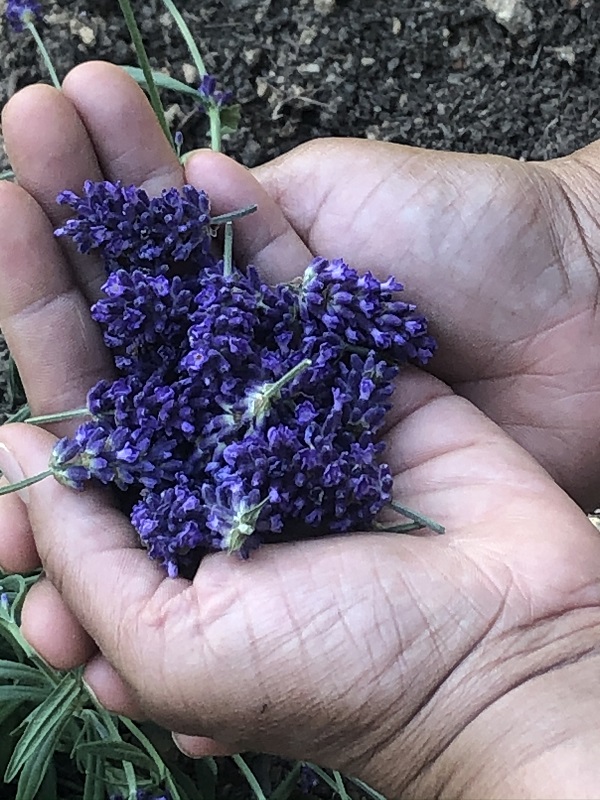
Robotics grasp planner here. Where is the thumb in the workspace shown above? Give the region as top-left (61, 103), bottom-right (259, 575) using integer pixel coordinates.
top-left (0, 422), bottom-right (177, 673)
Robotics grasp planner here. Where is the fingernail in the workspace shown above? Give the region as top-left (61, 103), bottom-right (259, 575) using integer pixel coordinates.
top-left (171, 732), bottom-right (201, 759)
top-left (172, 732), bottom-right (235, 758)
top-left (0, 442), bottom-right (28, 504)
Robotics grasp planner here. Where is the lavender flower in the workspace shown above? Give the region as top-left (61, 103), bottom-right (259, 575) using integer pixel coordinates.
top-left (51, 182), bottom-right (439, 575)
top-left (198, 74), bottom-right (233, 108)
top-left (5, 0), bottom-right (40, 31)
top-left (298, 256), bottom-right (437, 365)
top-left (110, 790), bottom-right (170, 800)
top-left (55, 181), bottom-right (213, 274)
top-left (50, 418), bottom-right (182, 491)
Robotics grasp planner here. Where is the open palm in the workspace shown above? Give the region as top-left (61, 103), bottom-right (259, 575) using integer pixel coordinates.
top-left (1, 63), bottom-right (600, 799)
top-left (243, 139), bottom-right (600, 510)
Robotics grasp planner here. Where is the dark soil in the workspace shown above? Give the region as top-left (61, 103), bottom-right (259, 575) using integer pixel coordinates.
top-left (1, 0), bottom-right (599, 168)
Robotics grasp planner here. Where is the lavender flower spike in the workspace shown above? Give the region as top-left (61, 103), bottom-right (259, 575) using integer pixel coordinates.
top-left (198, 74), bottom-right (234, 108)
top-left (5, 0), bottom-right (41, 31)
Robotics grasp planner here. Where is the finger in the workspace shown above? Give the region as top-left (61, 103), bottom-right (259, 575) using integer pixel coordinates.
top-left (0, 423), bottom-right (185, 686)
top-left (20, 577), bottom-right (96, 670)
top-left (0, 477), bottom-right (38, 572)
top-left (62, 62), bottom-right (184, 196)
top-left (185, 150), bottom-right (312, 282)
top-left (0, 182), bottom-right (112, 425)
top-left (2, 84), bottom-right (106, 302)
top-left (84, 655), bottom-right (146, 720)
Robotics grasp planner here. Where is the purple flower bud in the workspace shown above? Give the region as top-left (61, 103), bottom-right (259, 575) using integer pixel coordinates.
top-left (5, 0), bottom-right (40, 31)
top-left (198, 74), bottom-right (234, 108)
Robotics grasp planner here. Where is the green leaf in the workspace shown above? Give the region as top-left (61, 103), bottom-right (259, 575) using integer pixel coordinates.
top-left (74, 739), bottom-right (160, 778)
top-left (220, 104), bottom-right (241, 135)
top-left (121, 65), bottom-right (200, 99)
top-left (35, 759), bottom-right (58, 800)
top-left (0, 685), bottom-right (49, 704)
top-left (5, 672), bottom-right (82, 783)
top-left (0, 620), bottom-right (29, 660)
top-left (0, 659), bottom-right (50, 685)
top-left (269, 761), bottom-right (303, 800)
top-left (82, 756), bottom-right (106, 800)
top-left (14, 734), bottom-right (57, 800)
top-left (193, 758), bottom-right (218, 800)
top-left (119, 717), bottom-right (167, 781)
top-left (349, 777), bottom-right (388, 800)
top-left (332, 770), bottom-right (351, 800)
top-left (0, 169), bottom-right (15, 181)
top-left (302, 764), bottom-right (339, 795)
top-left (163, 767), bottom-right (197, 800)
top-left (4, 404), bottom-right (31, 424)
top-left (0, 700), bottom-right (23, 729)
top-left (233, 754), bottom-right (268, 800)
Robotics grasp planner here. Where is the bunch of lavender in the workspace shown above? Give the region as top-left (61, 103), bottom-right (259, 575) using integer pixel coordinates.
top-left (0, 1), bottom-right (443, 799)
top-left (2, 0), bottom-right (440, 585)
top-left (39, 177), bottom-right (437, 578)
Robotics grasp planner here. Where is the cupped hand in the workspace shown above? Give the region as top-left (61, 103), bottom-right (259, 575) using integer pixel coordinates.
top-left (249, 137), bottom-right (600, 510)
top-left (1, 63), bottom-right (600, 800)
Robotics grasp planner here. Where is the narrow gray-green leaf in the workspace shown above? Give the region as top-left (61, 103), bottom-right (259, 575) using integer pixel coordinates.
top-left (164, 768), bottom-right (197, 800)
top-left (0, 685), bottom-right (49, 704)
top-left (349, 777), bottom-right (387, 800)
top-left (83, 756), bottom-right (106, 800)
top-left (303, 764), bottom-right (339, 795)
top-left (0, 659), bottom-right (50, 685)
top-left (332, 770), bottom-right (351, 800)
top-left (119, 717), bottom-right (167, 780)
top-left (0, 700), bottom-right (21, 729)
top-left (193, 757), bottom-right (218, 800)
top-left (14, 723), bottom-right (59, 800)
top-left (120, 65), bottom-right (200, 98)
top-left (34, 759), bottom-right (57, 800)
top-left (233, 754), bottom-right (267, 800)
top-left (74, 740), bottom-right (160, 778)
top-left (5, 672), bottom-right (82, 781)
top-left (269, 761), bottom-right (303, 800)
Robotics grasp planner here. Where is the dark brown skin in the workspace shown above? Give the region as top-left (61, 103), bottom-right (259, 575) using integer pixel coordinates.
top-left (1, 61), bottom-right (600, 798)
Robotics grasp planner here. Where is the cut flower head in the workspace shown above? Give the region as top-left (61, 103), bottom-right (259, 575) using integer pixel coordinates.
top-left (46, 181), bottom-right (438, 577)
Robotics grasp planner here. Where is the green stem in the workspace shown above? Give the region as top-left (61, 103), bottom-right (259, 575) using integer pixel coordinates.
top-left (117, 0), bottom-right (175, 150)
top-left (389, 501), bottom-right (445, 535)
top-left (161, 0), bottom-right (207, 75)
top-left (25, 21), bottom-right (60, 89)
top-left (208, 109), bottom-right (222, 153)
top-left (25, 407), bottom-right (90, 426)
top-left (0, 469), bottom-right (53, 496)
top-left (160, 0), bottom-right (223, 152)
top-left (223, 222), bottom-right (233, 277)
top-left (211, 204), bottom-right (258, 226)
top-left (264, 358), bottom-right (312, 402)
top-left (374, 520), bottom-right (426, 534)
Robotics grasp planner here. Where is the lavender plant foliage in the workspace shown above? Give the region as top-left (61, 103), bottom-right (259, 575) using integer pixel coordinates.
top-left (5, 0), bottom-right (40, 31)
top-left (51, 182), bottom-right (437, 577)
